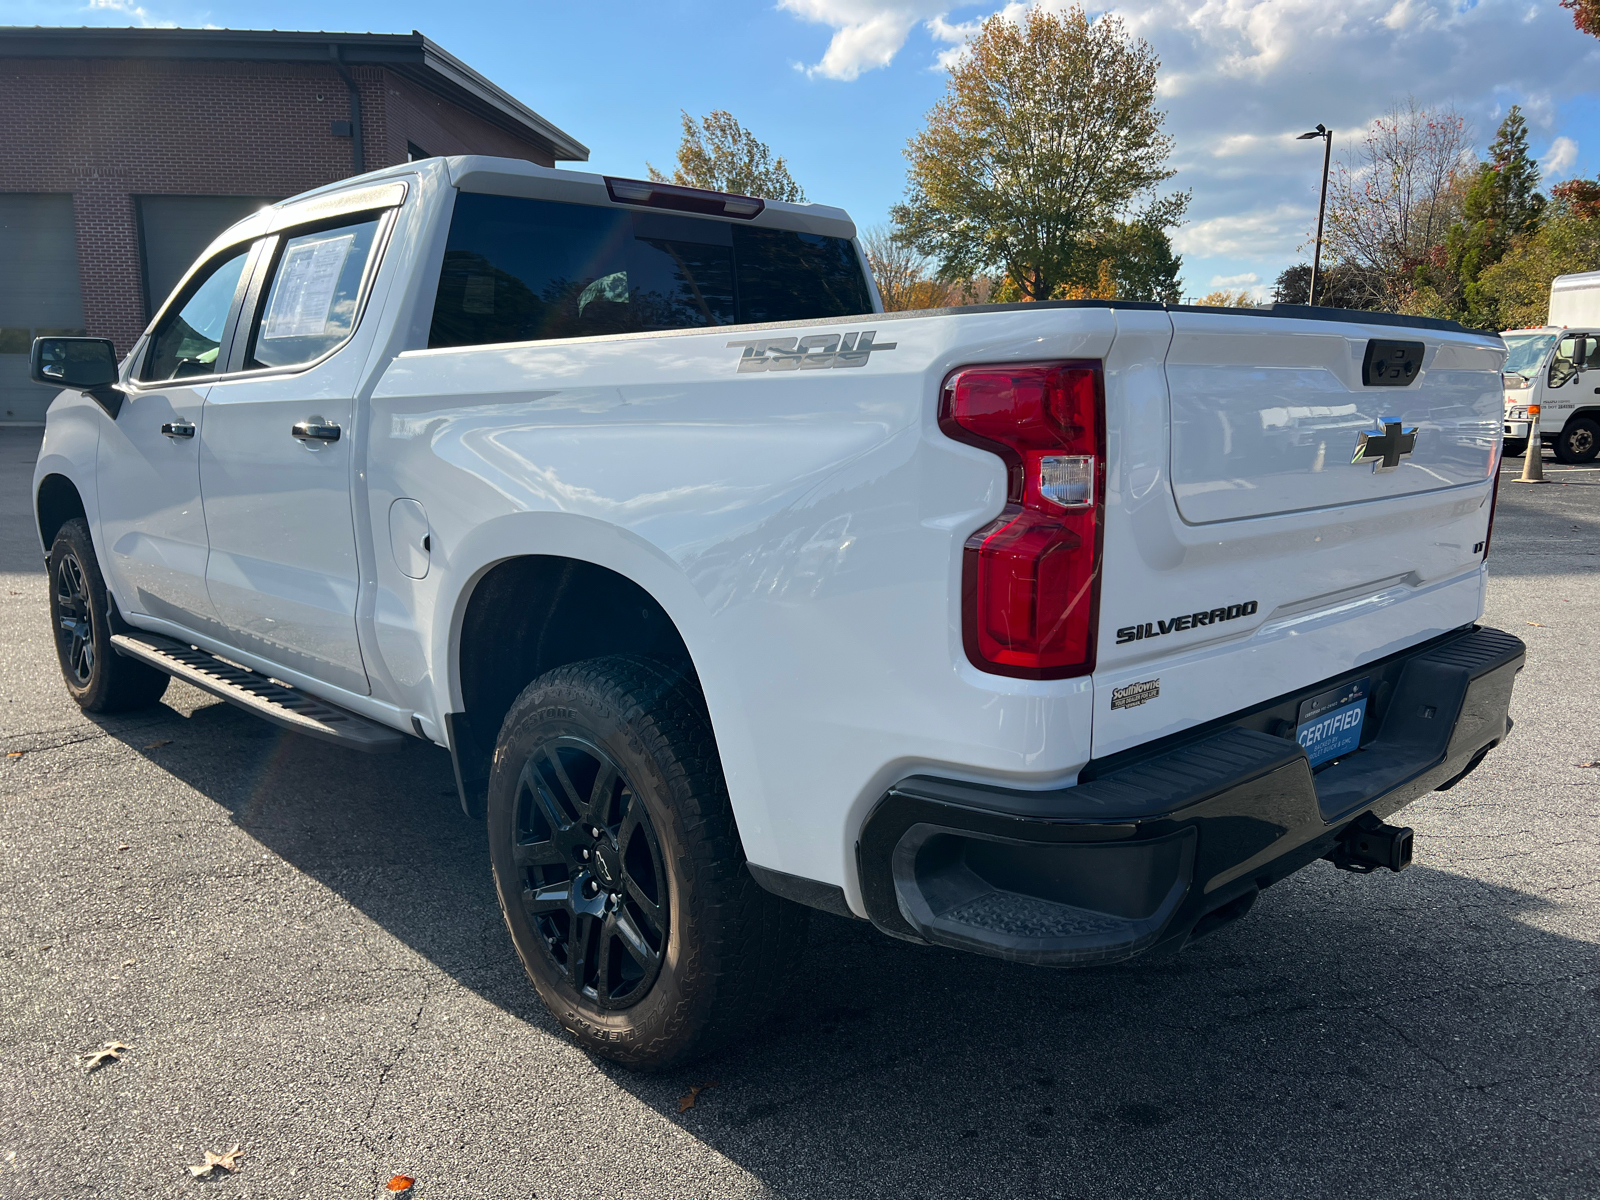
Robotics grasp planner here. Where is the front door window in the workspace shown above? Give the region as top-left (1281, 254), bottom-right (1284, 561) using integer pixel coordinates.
top-left (141, 248), bottom-right (251, 382)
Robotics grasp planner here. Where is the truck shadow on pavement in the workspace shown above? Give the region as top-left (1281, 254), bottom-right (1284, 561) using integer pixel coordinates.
top-left (104, 698), bottom-right (1599, 1200)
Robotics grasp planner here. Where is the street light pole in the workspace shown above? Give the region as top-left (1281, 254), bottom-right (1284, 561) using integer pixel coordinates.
top-left (1297, 124), bottom-right (1333, 306)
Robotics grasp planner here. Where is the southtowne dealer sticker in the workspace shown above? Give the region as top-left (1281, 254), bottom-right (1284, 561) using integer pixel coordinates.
top-left (1111, 679), bottom-right (1160, 710)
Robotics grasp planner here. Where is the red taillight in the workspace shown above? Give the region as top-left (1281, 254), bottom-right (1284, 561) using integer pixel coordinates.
top-left (940, 361), bottom-right (1105, 678)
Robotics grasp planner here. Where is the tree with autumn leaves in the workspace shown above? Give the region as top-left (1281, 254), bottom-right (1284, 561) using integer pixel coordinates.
top-left (890, 7), bottom-right (1187, 305)
top-left (648, 110), bottom-right (806, 202)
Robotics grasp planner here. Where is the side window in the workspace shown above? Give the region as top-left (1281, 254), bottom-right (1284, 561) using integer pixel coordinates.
top-left (1551, 336), bottom-right (1581, 386)
top-left (140, 247), bottom-right (251, 382)
top-left (246, 217), bottom-right (381, 370)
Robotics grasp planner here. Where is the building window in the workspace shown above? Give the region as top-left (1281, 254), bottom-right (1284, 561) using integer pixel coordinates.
top-left (136, 195), bottom-right (278, 319)
top-left (407, 141), bottom-right (432, 161)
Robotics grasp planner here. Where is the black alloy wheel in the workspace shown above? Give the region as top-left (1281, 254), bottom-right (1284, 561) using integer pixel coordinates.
top-left (46, 518), bottom-right (169, 713)
top-left (53, 548), bottom-right (95, 687)
top-left (487, 655), bottom-right (808, 1069)
top-left (512, 736), bottom-right (669, 1009)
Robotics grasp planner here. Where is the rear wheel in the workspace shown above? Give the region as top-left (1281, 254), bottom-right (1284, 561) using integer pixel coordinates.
top-left (487, 655), bottom-right (807, 1069)
top-left (1554, 417), bottom-right (1599, 464)
top-left (48, 519), bottom-right (169, 713)
top-left (1502, 437), bottom-right (1528, 458)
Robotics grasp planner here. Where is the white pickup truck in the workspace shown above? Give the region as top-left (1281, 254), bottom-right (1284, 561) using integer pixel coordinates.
top-left (1501, 270), bottom-right (1600, 463)
top-left (32, 157), bottom-right (1523, 1068)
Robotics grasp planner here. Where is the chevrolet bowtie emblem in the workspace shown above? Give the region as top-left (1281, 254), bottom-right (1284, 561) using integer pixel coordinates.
top-left (1351, 419), bottom-right (1418, 472)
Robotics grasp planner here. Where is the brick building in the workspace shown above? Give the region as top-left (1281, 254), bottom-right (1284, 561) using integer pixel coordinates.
top-left (0, 27), bottom-right (586, 422)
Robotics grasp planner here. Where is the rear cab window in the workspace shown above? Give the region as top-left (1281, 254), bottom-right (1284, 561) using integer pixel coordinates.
top-left (428, 192), bottom-right (872, 349)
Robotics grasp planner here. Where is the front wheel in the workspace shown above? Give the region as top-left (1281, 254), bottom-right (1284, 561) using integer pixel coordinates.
top-left (1554, 417), bottom-right (1599, 464)
top-left (48, 519), bottom-right (169, 713)
top-left (487, 655), bottom-right (807, 1069)
top-left (1502, 437), bottom-right (1528, 458)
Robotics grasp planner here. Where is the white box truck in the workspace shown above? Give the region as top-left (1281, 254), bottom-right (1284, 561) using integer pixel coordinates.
top-left (1502, 269), bottom-right (1600, 462)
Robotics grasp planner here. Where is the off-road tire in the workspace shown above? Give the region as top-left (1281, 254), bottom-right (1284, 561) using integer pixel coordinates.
top-left (1501, 437), bottom-right (1528, 458)
top-left (47, 518), bottom-right (169, 713)
top-left (487, 654), bottom-right (808, 1069)
top-left (1554, 417), bottom-right (1599, 464)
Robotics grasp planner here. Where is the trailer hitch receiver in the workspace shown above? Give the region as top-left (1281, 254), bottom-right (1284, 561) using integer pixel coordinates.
top-left (1326, 813), bottom-right (1413, 874)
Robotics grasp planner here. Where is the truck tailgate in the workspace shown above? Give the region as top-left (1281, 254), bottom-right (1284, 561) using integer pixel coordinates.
top-left (1166, 310), bottom-right (1504, 523)
top-left (1091, 307), bottom-right (1504, 762)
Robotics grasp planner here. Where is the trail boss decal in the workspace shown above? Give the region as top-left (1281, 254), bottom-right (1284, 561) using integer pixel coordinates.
top-left (726, 331), bottom-right (896, 372)
top-left (1115, 600), bottom-right (1258, 645)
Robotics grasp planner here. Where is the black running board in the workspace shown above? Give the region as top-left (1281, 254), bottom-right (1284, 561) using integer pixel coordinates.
top-left (110, 632), bottom-right (406, 752)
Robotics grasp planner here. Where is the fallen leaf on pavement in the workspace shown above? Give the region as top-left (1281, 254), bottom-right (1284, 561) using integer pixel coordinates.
top-left (188, 1145), bottom-right (243, 1178)
top-left (678, 1081), bottom-right (718, 1112)
top-left (386, 1175), bottom-right (416, 1195)
top-left (80, 1041), bottom-right (130, 1072)
top-left (1525, 622), bottom-right (1546, 628)
top-left (144, 740), bottom-right (171, 750)
top-left (1578, 761), bottom-right (1599, 769)
top-left (6, 751), bottom-right (21, 759)
top-left (121, 958), bottom-right (136, 967)
top-left (117, 844), bottom-right (130, 851)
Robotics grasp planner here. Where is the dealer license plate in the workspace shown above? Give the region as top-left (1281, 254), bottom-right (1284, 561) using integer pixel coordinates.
top-left (1295, 677), bottom-right (1370, 768)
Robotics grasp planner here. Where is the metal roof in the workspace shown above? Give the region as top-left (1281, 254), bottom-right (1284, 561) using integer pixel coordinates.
top-left (0, 26), bottom-right (588, 161)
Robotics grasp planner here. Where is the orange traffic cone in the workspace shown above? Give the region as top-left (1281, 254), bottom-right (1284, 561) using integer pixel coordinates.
top-left (1516, 405), bottom-right (1546, 483)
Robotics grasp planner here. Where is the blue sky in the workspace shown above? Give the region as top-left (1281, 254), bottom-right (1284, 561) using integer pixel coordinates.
top-left (8, 0), bottom-right (1600, 298)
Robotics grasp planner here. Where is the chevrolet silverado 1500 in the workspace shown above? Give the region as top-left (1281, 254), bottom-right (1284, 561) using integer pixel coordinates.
top-left (32, 157), bottom-right (1523, 1067)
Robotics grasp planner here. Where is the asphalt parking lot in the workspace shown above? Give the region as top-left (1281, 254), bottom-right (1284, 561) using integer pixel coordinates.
top-left (1, 426), bottom-right (1596, 1200)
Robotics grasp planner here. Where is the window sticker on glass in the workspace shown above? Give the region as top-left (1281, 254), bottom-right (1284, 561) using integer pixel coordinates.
top-left (263, 233), bottom-right (356, 339)
top-left (578, 271), bottom-right (629, 316)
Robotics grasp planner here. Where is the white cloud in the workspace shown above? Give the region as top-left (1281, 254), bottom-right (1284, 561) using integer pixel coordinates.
top-left (1209, 272), bottom-right (1260, 286)
top-left (1541, 135), bottom-right (1579, 179)
top-left (778, 0), bottom-right (951, 80)
top-left (87, 0), bottom-right (174, 25)
top-left (1173, 204), bottom-right (1311, 260)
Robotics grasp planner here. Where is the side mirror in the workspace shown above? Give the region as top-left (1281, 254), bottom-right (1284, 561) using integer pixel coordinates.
top-left (30, 337), bottom-right (123, 417)
top-left (31, 336), bottom-right (119, 389)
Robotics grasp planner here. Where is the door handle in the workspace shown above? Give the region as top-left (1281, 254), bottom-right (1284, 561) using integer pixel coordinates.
top-left (161, 420), bottom-right (195, 439)
top-left (291, 420), bottom-right (341, 442)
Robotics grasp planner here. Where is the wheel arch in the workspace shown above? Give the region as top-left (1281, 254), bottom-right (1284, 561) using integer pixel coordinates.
top-left (35, 473), bottom-right (87, 555)
top-left (445, 551), bottom-right (706, 819)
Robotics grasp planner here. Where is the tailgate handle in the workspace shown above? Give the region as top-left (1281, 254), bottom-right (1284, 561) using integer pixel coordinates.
top-left (1362, 339), bottom-right (1424, 387)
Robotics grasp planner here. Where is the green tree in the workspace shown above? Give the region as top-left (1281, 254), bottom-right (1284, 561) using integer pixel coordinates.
top-left (1433, 105), bottom-right (1547, 324)
top-left (1472, 182), bottom-right (1600, 328)
top-left (891, 7), bottom-right (1187, 302)
top-left (1095, 216), bottom-right (1183, 302)
top-left (647, 110), bottom-right (806, 202)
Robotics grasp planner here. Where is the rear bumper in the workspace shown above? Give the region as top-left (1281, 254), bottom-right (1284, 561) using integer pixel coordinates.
top-left (856, 625), bottom-right (1524, 966)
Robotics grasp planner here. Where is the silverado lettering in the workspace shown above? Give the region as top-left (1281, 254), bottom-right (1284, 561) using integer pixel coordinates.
top-left (1115, 601), bottom-right (1259, 645)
